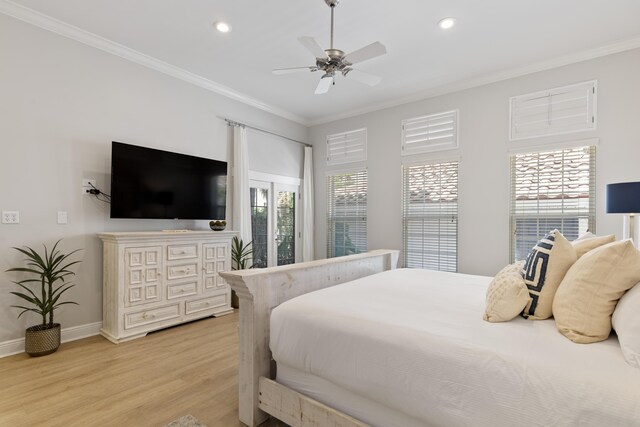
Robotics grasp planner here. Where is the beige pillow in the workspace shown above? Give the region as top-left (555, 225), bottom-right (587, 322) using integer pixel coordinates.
top-left (553, 239), bottom-right (640, 343)
top-left (484, 261), bottom-right (528, 323)
top-left (572, 234), bottom-right (616, 258)
top-left (521, 230), bottom-right (577, 320)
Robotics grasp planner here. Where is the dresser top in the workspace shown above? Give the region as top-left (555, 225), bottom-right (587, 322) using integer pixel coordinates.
top-left (99, 230), bottom-right (237, 242)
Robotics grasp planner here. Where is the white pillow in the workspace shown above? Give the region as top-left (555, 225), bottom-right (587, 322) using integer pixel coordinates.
top-left (613, 282), bottom-right (640, 368)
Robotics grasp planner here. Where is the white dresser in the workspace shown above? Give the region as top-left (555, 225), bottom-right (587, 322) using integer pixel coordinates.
top-left (99, 230), bottom-right (236, 343)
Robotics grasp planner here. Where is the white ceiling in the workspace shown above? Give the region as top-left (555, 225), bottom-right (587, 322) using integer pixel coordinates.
top-left (8, 0), bottom-right (640, 125)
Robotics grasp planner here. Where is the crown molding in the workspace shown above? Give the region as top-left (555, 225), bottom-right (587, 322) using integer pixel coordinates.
top-left (309, 36), bottom-right (640, 126)
top-left (0, 0), bottom-right (311, 126)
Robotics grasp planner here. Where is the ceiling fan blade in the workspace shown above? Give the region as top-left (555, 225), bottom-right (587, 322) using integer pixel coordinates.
top-left (298, 36), bottom-right (328, 59)
top-left (272, 66), bottom-right (317, 75)
top-left (344, 42), bottom-right (386, 65)
top-left (345, 69), bottom-right (382, 86)
top-left (315, 75), bottom-right (333, 95)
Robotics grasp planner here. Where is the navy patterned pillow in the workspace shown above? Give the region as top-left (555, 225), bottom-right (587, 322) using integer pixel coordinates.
top-left (520, 230), bottom-right (577, 320)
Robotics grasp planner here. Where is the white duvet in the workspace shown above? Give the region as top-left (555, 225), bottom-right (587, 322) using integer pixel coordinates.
top-left (270, 268), bottom-right (640, 427)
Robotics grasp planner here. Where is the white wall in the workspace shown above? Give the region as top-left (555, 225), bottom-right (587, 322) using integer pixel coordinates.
top-left (310, 48), bottom-right (640, 276)
top-left (0, 13), bottom-right (307, 345)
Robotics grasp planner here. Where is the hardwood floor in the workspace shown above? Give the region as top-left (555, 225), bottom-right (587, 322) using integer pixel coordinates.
top-left (0, 311), bottom-right (284, 427)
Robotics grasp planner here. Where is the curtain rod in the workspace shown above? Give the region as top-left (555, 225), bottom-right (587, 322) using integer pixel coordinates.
top-left (222, 118), bottom-right (311, 147)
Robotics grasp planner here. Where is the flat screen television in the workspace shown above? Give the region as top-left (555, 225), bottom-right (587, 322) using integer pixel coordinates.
top-left (110, 141), bottom-right (227, 220)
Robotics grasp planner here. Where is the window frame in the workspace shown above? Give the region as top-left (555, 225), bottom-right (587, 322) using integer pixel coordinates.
top-left (401, 110), bottom-right (459, 156)
top-left (509, 144), bottom-right (596, 262)
top-left (509, 80), bottom-right (597, 141)
top-left (326, 128), bottom-right (367, 166)
top-left (326, 168), bottom-right (368, 259)
top-left (401, 158), bottom-right (459, 272)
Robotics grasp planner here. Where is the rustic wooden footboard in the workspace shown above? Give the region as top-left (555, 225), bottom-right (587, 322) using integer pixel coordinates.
top-left (219, 250), bottom-right (400, 427)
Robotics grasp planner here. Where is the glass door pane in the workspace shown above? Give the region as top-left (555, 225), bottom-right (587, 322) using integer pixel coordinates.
top-left (276, 190), bottom-right (296, 266)
top-left (250, 186), bottom-right (269, 268)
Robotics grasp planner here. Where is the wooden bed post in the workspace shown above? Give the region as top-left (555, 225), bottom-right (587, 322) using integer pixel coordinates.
top-left (220, 250), bottom-right (400, 427)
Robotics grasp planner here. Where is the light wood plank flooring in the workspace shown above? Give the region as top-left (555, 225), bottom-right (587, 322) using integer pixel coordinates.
top-left (0, 311), bottom-right (284, 427)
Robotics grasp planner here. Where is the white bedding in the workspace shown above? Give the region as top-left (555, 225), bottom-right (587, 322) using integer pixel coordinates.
top-left (270, 268), bottom-right (640, 427)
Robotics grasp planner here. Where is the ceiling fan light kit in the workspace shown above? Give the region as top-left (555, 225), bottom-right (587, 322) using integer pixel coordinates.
top-left (273, 0), bottom-right (387, 94)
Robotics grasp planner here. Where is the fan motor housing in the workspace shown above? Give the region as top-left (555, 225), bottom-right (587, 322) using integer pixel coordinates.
top-left (317, 49), bottom-right (349, 73)
top-left (324, 49), bottom-right (345, 60)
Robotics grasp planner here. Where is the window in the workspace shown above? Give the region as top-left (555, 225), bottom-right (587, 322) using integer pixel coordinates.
top-left (401, 110), bottom-right (458, 155)
top-left (510, 81), bottom-right (597, 141)
top-left (250, 179), bottom-right (300, 268)
top-left (326, 128), bottom-right (367, 165)
top-left (327, 170), bottom-right (367, 258)
top-left (402, 161), bottom-right (458, 271)
top-left (250, 185), bottom-right (269, 268)
top-left (510, 145), bottom-right (596, 262)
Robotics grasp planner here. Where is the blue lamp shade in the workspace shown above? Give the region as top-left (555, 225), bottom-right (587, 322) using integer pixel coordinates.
top-left (606, 182), bottom-right (640, 214)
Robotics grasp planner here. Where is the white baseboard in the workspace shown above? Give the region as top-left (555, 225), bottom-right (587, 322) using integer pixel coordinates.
top-left (0, 321), bottom-right (102, 358)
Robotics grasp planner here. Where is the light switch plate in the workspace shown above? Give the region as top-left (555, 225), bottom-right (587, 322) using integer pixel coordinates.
top-left (2, 211), bottom-right (20, 224)
top-left (57, 211), bottom-right (68, 224)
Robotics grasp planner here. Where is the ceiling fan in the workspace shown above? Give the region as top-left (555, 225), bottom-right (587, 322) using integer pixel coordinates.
top-left (272, 0), bottom-right (387, 95)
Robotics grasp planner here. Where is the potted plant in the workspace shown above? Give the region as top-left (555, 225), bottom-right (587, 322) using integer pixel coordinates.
top-left (6, 240), bottom-right (81, 357)
top-left (230, 236), bottom-right (253, 308)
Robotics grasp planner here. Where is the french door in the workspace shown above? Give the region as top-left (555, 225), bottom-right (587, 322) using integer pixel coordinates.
top-left (250, 179), bottom-right (300, 268)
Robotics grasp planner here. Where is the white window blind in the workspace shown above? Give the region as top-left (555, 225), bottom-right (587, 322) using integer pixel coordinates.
top-left (510, 146), bottom-right (596, 262)
top-left (327, 170), bottom-right (367, 258)
top-left (510, 81), bottom-right (597, 141)
top-left (326, 128), bottom-right (367, 165)
top-left (402, 161), bottom-right (458, 271)
top-left (401, 110), bottom-right (458, 155)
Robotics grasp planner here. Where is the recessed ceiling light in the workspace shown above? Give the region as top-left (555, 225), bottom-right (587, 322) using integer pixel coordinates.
top-left (214, 21), bottom-right (232, 33)
top-left (438, 17), bottom-right (456, 30)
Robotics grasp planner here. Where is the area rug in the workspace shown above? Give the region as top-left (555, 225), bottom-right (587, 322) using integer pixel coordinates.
top-left (163, 414), bottom-right (207, 427)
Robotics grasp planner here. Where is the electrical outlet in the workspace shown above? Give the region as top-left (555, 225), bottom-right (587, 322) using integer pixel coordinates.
top-left (82, 178), bottom-right (97, 195)
top-left (2, 211), bottom-right (20, 224)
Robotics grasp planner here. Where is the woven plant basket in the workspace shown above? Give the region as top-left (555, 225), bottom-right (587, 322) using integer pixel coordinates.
top-left (25, 323), bottom-right (60, 357)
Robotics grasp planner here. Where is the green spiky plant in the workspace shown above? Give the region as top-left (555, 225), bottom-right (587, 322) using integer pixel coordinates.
top-left (230, 236), bottom-right (253, 309)
top-left (231, 236), bottom-right (253, 271)
top-left (7, 240), bottom-right (81, 328)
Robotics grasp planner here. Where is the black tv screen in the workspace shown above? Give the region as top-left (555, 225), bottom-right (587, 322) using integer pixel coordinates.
top-left (110, 142), bottom-right (227, 220)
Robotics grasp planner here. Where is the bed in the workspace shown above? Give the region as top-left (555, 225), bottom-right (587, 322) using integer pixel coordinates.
top-left (220, 250), bottom-right (640, 427)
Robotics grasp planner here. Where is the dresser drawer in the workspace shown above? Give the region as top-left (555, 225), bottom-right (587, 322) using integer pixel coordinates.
top-left (167, 244), bottom-right (198, 261)
top-left (167, 263), bottom-right (198, 281)
top-left (185, 294), bottom-right (228, 315)
top-left (124, 304), bottom-right (180, 330)
top-left (167, 281), bottom-right (198, 300)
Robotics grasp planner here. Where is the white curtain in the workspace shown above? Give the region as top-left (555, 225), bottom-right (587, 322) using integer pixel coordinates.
top-left (232, 125), bottom-right (252, 244)
top-left (302, 146), bottom-right (315, 261)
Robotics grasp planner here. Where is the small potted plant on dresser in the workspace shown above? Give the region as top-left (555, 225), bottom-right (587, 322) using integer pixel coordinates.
top-left (230, 236), bottom-right (253, 308)
top-left (6, 240), bottom-right (81, 357)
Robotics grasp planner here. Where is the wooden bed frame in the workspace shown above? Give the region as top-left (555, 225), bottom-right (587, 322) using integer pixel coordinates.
top-left (219, 250), bottom-right (400, 427)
